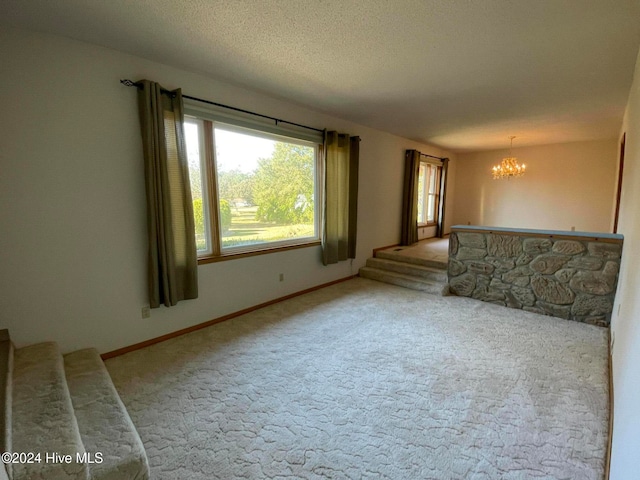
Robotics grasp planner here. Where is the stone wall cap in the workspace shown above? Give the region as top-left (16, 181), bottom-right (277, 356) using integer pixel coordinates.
top-left (451, 225), bottom-right (623, 242)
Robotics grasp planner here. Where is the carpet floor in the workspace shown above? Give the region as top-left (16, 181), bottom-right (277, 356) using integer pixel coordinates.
top-left (106, 278), bottom-right (609, 479)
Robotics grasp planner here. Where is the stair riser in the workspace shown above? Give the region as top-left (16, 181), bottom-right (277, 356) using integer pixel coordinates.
top-left (375, 250), bottom-right (448, 270)
top-left (365, 258), bottom-right (447, 282)
top-left (359, 269), bottom-right (443, 295)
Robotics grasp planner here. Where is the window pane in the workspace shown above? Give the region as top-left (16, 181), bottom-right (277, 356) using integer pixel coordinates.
top-left (424, 164), bottom-right (441, 224)
top-left (427, 194), bottom-right (436, 223)
top-left (417, 164), bottom-right (426, 224)
top-left (184, 120), bottom-right (211, 254)
top-left (428, 164), bottom-right (437, 194)
top-left (214, 126), bottom-right (317, 249)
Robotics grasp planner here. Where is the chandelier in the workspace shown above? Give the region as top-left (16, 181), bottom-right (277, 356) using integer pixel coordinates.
top-left (492, 136), bottom-right (525, 179)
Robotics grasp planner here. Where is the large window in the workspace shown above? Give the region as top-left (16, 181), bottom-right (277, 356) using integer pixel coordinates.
top-left (417, 162), bottom-right (442, 225)
top-left (184, 117), bottom-right (321, 260)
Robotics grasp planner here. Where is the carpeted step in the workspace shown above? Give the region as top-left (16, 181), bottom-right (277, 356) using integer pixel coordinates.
top-left (365, 257), bottom-right (447, 282)
top-left (359, 267), bottom-right (448, 295)
top-left (0, 330), bottom-right (13, 480)
top-left (375, 249), bottom-right (448, 269)
top-left (64, 348), bottom-right (150, 480)
top-left (12, 342), bottom-right (89, 480)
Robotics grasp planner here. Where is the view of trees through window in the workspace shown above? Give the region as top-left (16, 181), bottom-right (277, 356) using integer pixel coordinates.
top-left (185, 121), bottom-right (317, 253)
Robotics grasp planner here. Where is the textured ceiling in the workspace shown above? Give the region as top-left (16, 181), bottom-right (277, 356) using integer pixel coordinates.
top-left (2, 0), bottom-right (640, 152)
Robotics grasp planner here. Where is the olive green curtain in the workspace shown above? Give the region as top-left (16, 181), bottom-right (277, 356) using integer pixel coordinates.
top-left (400, 149), bottom-right (420, 245)
top-left (322, 131), bottom-right (359, 265)
top-left (436, 157), bottom-right (449, 238)
top-left (137, 80), bottom-right (198, 308)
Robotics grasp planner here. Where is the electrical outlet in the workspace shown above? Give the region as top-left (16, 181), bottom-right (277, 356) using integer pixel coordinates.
top-left (279, 273), bottom-right (284, 282)
top-left (141, 306), bottom-right (151, 318)
top-left (571, 226), bottom-right (575, 231)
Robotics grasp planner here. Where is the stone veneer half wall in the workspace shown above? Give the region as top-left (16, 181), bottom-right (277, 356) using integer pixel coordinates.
top-left (447, 226), bottom-right (623, 327)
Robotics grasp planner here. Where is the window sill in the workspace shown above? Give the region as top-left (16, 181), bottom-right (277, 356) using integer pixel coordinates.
top-left (197, 240), bottom-right (321, 265)
top-left (418, 223), bottom-right (437, 228)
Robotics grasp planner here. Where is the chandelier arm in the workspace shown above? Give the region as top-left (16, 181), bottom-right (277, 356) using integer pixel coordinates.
top-left (491, 136), bottom-right (525, 180)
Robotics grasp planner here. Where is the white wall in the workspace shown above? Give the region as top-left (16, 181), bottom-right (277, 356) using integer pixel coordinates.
top-left (451, 140), bottom-right (618, 232)
top-left (0, 27), bottom-right (454, 354)
top-left (609, 44), bottom-right (640, 480)
top-left (418, 225), bottom-right (436, 240)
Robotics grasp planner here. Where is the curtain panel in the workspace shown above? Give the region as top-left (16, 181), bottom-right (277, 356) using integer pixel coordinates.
top-left (436, 157), bottom-right (449, 238)
top-left (400, 149), bottom-right (420, 245)
top-left (137, 80), bottom-right (198, 308)
top-left (322, 131), bottom-right (359, 265)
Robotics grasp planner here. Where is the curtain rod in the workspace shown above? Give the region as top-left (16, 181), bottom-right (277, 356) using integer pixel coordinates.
top-left (120, 79), bottom-right (324, 134)
top-left (420, 152), bottom-right (446, 161)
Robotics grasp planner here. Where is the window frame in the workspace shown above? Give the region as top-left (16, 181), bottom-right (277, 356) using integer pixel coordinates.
top-left (184, 114), bottom-right (323, 264)
top-left (417, 161), bottom-right (442, 227)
